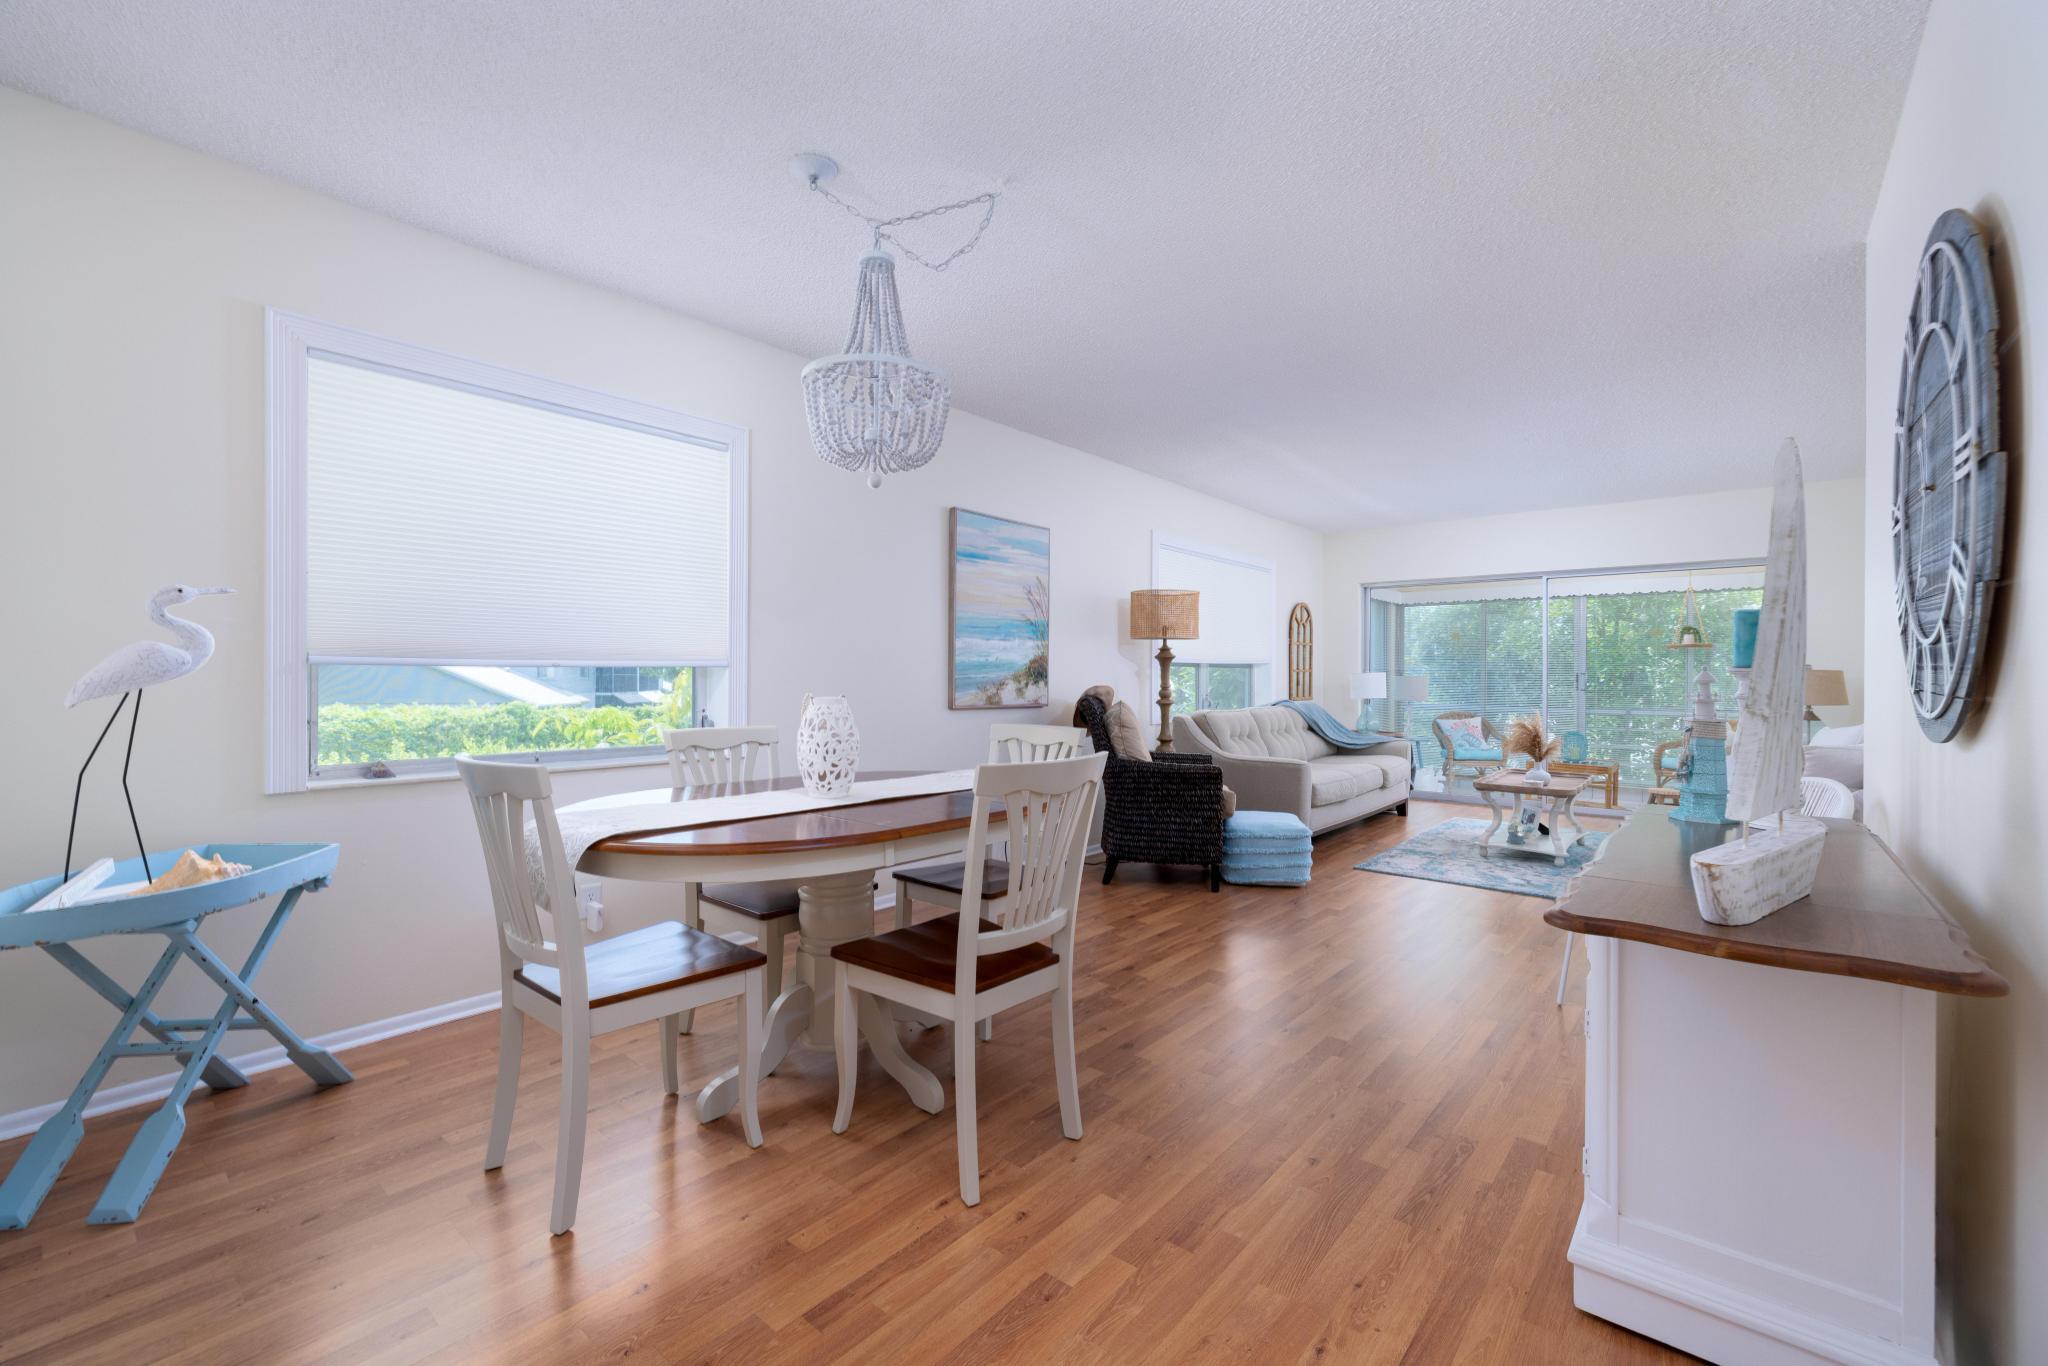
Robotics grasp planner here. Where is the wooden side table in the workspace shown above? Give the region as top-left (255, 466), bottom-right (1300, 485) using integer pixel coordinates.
top-left (1550, 759), bottom-right (1620, 808)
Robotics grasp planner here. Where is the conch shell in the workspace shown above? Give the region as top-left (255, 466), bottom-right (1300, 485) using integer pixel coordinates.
top-left (133, 849), bottom-right (251, 894)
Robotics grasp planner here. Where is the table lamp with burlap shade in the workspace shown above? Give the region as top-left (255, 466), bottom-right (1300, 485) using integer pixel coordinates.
top-left (1129, 589), bottom-right (1199, 751)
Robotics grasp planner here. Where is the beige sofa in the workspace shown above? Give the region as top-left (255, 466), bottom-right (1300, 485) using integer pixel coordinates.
top-left (1170, 708), bottom-right (1410, 836)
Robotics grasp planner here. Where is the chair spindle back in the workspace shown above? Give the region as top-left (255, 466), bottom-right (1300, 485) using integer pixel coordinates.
top-left (955, 753), bottom-right (1106, 978)
top-left (1798, 775), bottom-right (1855, 819)
top-left (457, 757), bottom-right (581, 972)
top-left (663, 726), bottom-right (780, 788)
top-left (988, 723), bottom-right (1087, 764)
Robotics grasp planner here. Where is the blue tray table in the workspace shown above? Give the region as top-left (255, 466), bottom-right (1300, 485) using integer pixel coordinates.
top-left (0, 842), bottom-right (348, 1226)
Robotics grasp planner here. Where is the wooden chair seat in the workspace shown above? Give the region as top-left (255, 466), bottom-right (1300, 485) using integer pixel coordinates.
top-left (517, 921), bottom-right (766, 1010)
top-left (894, 859), bottom-right (1009, 899)
top-left (701, 878), bottom-right (823, 922)
top-left (830, 913), bottom-right (1057, 994)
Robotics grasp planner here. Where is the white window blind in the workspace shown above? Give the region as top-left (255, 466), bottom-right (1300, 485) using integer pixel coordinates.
top-left (1155, 544), bottom-right (1273, 664)
top-left (304, 354), bottom-right (733, 663)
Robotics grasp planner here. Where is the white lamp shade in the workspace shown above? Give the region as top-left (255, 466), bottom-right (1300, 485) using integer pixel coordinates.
top-left (1350, 671), bottom-right (1388, 701)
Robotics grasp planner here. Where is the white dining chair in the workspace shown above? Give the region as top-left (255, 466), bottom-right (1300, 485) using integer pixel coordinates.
top-left (831, 751), bottom-right (1105, 1206)
top-left (661, 726), bottom-right (814, 1038)
top-left (1798, 775), bottom-right (1857, 819)
top-left (458, 756), bottom-right (766, 1236)
top-left (893, 724), bottom-right (1087, 1041)
top-left (662, 725), bottom-right (779, 787)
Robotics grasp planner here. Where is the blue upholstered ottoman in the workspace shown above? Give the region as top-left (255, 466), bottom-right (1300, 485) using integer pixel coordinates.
top-left (1222, 810), bottom-right (1312, 886)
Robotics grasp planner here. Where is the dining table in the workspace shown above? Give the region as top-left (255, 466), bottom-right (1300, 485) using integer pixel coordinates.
top-left (564, 770), bottom-right (1001, 1126)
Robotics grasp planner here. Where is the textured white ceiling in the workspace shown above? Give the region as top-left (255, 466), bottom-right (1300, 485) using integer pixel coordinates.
top-left (0, 0), bottom-right (1925, 531)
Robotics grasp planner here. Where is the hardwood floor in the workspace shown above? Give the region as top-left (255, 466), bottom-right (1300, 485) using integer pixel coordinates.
top-left (0, 801), bottom-right (1685, 1364)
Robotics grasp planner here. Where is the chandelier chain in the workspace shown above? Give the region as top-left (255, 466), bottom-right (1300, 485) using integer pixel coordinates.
top-left (808, 177), bottom-right (999, 272)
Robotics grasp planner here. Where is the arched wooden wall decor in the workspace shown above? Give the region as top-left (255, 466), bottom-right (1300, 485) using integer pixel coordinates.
top-left (1287, 602), bottom-right (1314, 700)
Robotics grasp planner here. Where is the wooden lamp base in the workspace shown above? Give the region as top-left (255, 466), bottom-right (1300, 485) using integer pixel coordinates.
top-left (1154, 641), bottom-right (1176, 751)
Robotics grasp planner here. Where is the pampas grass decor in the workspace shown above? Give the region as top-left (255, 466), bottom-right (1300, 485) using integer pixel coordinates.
top-left (1503, 715), bottom-right (1561, 769)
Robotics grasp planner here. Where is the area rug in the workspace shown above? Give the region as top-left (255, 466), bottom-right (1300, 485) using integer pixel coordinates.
top-left (1356, 818), bottom-right (1608, 899)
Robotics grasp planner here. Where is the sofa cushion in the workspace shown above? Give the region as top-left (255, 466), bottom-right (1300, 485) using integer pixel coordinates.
top-left (1104, 700), bottom-right (1152, 761)
top-left (1195, 707), bottom-right (1333, 761)
top-left (1308, 755), bottom-right (1389, 806)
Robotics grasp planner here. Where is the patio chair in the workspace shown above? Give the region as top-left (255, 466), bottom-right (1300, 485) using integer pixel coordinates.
top-left (1431, 711), bottom-right (1503, 785)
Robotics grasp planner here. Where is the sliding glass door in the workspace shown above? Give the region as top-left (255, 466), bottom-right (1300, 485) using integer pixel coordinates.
top-left (1364, 562), bottom-right (1763, 799)
top-left (1363, 578), bottom-right (1544, 780)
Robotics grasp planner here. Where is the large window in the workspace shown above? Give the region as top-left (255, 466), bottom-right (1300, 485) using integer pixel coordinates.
top-left (1154, 537), bottom-right (1276, 715)
top-left (1364, 564), bottom-right (1762, 792)
top-left (1168, 663), bottom-right (1257, 715)
top-left (266, 312), bottom-right (747, 790)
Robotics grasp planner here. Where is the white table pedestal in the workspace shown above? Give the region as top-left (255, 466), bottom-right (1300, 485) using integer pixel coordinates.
top-left (1572, 936), bottom-right (1937, 1364)
top-left (694, 869), bottom-right (944, 1123)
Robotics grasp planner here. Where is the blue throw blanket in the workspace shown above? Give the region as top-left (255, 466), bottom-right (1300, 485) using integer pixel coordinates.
top-left (1272, 700), bottom-right (1417, 779)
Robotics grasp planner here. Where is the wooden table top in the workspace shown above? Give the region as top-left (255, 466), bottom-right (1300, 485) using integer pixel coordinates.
top-left (1545, 807), bottom-right (2008, 997)
top-left (1472, 768), bottom-right (1591, 796)
top-left (581, 772), bottom-right (998, 858)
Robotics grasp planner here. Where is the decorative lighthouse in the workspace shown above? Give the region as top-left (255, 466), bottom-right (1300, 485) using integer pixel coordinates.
top-left (1673, 665), bottom-right (1733, 826)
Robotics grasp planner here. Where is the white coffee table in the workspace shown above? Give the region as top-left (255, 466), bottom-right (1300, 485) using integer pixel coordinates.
top-left (1473, 769), bottom-right (1591, 866)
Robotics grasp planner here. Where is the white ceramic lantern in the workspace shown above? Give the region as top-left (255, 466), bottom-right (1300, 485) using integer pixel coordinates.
top-left (796, 694), bottom-right (860, 798)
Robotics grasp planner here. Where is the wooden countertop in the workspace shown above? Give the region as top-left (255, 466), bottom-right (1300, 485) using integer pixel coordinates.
top-left (1544, 808), bottom-right (2008, 997)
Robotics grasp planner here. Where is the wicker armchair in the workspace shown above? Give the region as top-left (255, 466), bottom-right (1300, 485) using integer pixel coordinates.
top-left (1431, 711), bottom-right (1504, 784)
top-left (1647, 736), bottom-right (1688, 805)
top-left (1074, 692), bottom-right (1225, 892)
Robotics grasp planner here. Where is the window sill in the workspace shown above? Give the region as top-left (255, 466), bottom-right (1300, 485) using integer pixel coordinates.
top-left (298, 753), bottom-right (670, 792)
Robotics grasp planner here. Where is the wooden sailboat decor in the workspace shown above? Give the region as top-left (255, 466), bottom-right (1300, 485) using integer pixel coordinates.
top-left (1690, 438), bottom-right (1826, 926)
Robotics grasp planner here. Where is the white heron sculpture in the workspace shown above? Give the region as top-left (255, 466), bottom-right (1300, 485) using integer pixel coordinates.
top-left (62, 584), bottom-right (233, 882)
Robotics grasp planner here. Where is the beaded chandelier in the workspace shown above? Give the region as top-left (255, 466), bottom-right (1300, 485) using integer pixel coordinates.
top-left (800, 252), bottom-right (950, 489)
top-left (793, 154), bottom-right (999, 489)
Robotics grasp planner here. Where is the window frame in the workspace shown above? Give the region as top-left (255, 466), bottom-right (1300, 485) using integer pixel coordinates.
top-left (1149, 532), bottom-right (1279, 711)
top-left (265, 309), bottom-right (749, 793)
top-left (1168, 662), bottom-right (1258, 715)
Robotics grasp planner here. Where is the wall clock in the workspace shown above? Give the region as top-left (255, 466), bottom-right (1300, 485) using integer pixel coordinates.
top-left (1892, 208), bottom-right (2007, 742)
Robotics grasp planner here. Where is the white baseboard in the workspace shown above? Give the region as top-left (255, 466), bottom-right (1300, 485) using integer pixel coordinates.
top-left (1569, 1227), bottom-right (1934, 1366)
top-left (0, 990), bottom-right (502, 1142)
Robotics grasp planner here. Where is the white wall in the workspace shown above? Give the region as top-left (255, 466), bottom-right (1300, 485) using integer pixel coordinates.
top-left (1320, 480), bottom-right (1868, 722)
top-left (0, 88), bottom-right (1323, 1114)
top-left (1863, 0), bottom-right (2046, 1360)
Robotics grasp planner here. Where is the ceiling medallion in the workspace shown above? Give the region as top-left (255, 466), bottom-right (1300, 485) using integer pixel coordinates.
top-left (792, 153), bottom-right (1001, 489)
top-left (1891, 208), bottom-right (2007, 742)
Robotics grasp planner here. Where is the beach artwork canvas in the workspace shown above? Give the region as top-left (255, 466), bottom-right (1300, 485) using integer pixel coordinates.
top-left (949, 508), bottom-right (1051, 709)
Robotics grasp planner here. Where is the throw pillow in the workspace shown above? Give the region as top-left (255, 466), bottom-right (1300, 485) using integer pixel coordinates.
top-left (1105, 700), bottom-right (1153, 761)
top-left (1440, 716), bottom-right (1487, 753)
top-left (1810, 724), bottom-right (1864, 748)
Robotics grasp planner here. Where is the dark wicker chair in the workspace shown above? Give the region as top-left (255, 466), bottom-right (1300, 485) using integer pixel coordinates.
top-left (1074, 693), bottom-right (1225, 892)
